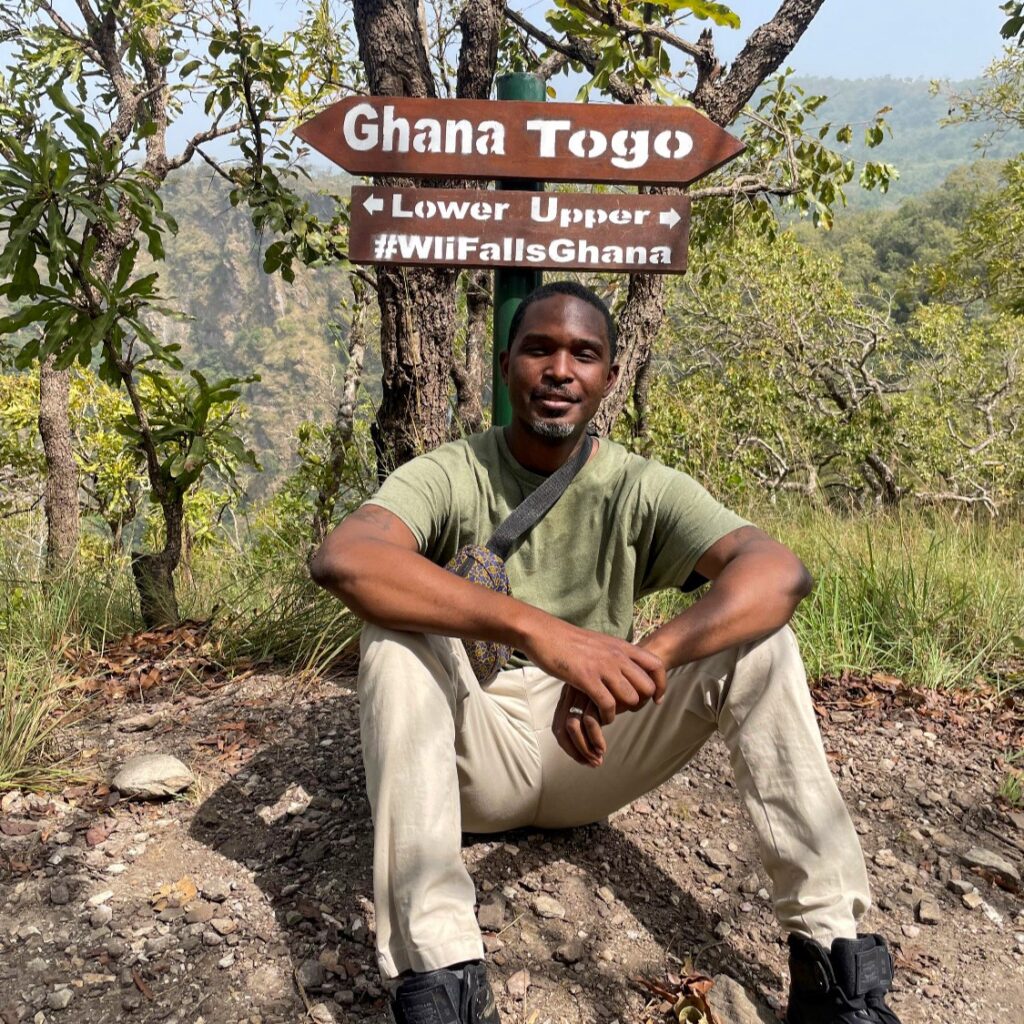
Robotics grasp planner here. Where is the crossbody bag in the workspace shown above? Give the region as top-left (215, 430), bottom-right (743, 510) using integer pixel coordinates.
top-left (444, 432), bottom-right (595, 683)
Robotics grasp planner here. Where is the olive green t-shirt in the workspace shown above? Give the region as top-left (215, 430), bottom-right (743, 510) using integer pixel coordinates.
top-left (365, 428), bottom-right (748, 661)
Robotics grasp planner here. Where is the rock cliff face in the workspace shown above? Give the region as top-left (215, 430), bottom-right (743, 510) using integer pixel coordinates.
top-left (157, 170), bottom-right (364, 495)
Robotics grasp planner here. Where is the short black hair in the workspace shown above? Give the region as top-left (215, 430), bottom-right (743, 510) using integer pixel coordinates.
top-left (507, 280), bottom-right (617, 362)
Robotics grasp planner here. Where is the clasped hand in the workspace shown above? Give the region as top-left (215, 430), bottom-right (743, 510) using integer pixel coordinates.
top-left (525, 622), bottom-right (666, 768)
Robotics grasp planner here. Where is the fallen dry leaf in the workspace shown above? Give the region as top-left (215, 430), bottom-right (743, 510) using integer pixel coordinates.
top-left (150, 876), bottom-right (199, 912)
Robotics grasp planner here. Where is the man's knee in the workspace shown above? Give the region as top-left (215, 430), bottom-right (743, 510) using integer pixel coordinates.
top-left (357, 623), bottom-right (467, 703)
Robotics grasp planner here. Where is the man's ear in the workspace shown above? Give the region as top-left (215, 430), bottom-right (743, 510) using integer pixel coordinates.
top-left (499, 347), bottom-right (510, 384)
top-left (604, 361), bottom-right (621, 397)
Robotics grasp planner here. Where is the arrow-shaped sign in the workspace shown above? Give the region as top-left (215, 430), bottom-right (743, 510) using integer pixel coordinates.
top-left (363, 193), bottom-right (384, 215)
top-left (296, 96), bottom-right (744, 188)
top-left (658, 208), bottom-right (681, 229)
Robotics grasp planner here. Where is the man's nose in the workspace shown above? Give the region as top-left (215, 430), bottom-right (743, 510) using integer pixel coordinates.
top-left (542, 350), bottom-right (574, 382)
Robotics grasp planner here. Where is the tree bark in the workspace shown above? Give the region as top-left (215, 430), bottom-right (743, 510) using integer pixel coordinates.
top-left (452, 269), bottom-right (489, 435)
top-left (312, 280), bottom-right (371, 545)
top-left (692, 0), bottom-right (828, 125)
top-left (593, 273), bottom-right (666, 434)
top-left (37, 357), bottom-right (80, 573)
top-left (131, 493), bottom-right (182, 627)
top-left (371, 265), bottom-right (460, 477)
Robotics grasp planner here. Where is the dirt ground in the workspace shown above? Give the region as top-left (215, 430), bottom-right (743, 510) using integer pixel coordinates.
top-left (2, 639), bottom-right (1023, 1024)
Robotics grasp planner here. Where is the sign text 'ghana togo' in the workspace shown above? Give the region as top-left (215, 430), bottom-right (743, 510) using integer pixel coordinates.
top-left (348, 187), bottom-right (691, 273)
top-left (296, 97), bottom-right (744, 186)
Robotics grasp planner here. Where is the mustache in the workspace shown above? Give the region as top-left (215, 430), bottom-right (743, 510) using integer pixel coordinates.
top-left (531, 387), bottom-right (580, 403)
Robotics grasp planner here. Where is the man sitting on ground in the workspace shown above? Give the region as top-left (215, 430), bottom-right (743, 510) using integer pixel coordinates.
top-left (311, 281), bottom-right (903, 1024)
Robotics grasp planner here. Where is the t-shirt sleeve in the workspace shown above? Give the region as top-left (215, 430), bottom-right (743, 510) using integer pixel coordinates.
top-left (361, 453), bottom-right (453, 556)
top-left (639, 465), bottom-right (750, 594)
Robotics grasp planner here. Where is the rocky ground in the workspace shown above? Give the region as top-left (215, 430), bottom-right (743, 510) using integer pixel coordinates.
top-left (2, 630), bottom-right (1023, 1024)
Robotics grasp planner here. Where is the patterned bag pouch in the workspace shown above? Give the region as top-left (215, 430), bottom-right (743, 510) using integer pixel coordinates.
top-left (444, 433), bottom-right (594, 684)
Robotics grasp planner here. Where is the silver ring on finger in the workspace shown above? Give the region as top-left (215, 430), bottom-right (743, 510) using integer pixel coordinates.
top-left (569, 706), bottom-right (585, 716)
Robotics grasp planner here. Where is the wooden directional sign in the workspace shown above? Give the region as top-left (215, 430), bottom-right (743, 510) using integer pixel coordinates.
top-left (297, 96), bottom-right (743, 187)
top-left (348, 186), bottom-right (691, 273)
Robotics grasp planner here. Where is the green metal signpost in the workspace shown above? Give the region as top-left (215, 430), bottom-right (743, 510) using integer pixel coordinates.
top-left (490, 73), bottom-right (545, 426)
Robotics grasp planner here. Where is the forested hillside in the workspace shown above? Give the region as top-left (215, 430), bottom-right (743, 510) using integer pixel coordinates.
top-left (794, 76), bottom-right (1024, 206)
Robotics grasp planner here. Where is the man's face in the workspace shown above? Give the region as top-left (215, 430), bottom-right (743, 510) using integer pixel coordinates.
top-left (500, 294), bottom-right (620, 441)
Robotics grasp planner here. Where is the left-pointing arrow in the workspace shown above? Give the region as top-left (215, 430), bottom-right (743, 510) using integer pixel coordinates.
top-left (658, 208), bottom-right (681, 229)
top-left (363, 194), bottom-right (384, 215)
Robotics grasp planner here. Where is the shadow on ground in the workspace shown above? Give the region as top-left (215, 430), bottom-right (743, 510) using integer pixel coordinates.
top-left (190, 686), bottom-right (784, 1022)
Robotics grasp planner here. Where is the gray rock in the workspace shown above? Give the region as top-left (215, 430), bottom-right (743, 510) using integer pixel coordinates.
top-left (554, 939), bottom-right (585, 964)
top-left (962, 891), bottom-right (985, 910)
top-left (201, 878), bottom-right (231, 903)
top-left (144, 933), bottom-right (177, 955)
top-left (118, 711), bottom-right (163, 733)
top-left (531, 894), bottom-right (565, 919)
top-left (506, 969), bottom-right (530, 998)
top-left (596, 885), bottom-right (615, 905)
top-left (477, 898), bottom-right (505, 932)
top-left (90, 905), bottom-right (113, 928)
top-left (947, 879), bottom-right (976, 896)
top-left (917, 896), bottom-right (942, 924)
top-left (873, 849), bottom-right (899, 869)
top-left (739, 872), bottom-right (760, 895)
top-left (48, 882), bottom-right (70, 906)
top-left (298, 958), bottom-right (326, 991)
top-left (184, 901), bottom-right (214, 924)
top-left (309, 1004), bottom-right (336, 1024)
top-left (112, 754), bottom-right (193, 800)
top-left (710, 975), bottom-right (775, 1024)
top-left (700, 846), bottom-right (733, 871)
top-left (961, 846), bottom-right (1021, 889)
top-left (46, 988), bottom-right (73, 1011)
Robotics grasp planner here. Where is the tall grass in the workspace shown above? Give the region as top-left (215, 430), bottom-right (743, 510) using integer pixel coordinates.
top-left (774, 508), bottom-right (1024, 691)
top-left (638, 506), bottom-right (1024, 692)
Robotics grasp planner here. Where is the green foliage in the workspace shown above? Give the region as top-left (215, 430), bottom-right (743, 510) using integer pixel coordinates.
top-left (0, 87), bottom-right (176, 378)
top-left (933, 154), bottom-right (1024, 314)
top-left (1002, 1), bottom-right (1024, 44)
top-left (635, 218), bottom-right (1024, 515)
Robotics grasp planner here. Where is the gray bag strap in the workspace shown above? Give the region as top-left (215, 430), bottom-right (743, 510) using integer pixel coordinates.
top-left (486, 432), bottom-right (594, 560)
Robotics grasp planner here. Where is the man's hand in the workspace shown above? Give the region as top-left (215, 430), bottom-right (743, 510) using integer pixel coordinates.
top-left (524, 619), bottom-right (666, 724)
top-left (553, 686), bottom-right (606, 767)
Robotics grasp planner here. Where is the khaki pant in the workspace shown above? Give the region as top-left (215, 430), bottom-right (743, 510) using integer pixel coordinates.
top-left (357, 623), bottom-right (870, 979)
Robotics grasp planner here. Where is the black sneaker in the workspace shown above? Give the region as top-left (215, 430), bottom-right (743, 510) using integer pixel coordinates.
top-left (787, 934), bottom-right (902, 1023)
top-left (390, 961), bottom-right (500, 1024)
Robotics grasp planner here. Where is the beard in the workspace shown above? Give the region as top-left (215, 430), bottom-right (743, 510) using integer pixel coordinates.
top-left (526, 417), bottom-right (577, 440)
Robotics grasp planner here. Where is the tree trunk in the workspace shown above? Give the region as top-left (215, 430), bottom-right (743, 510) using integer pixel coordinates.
top-left (131, 493), bottom-right (183, 627)
top-left (37, 356), bottom-right (80, 573)
top-left (452, 269), bottom-right (490, 435)
top-left (312, 280), bottom-right (371, 545)
top-left (371, 264), bottom-right (460, 478)
top-left (593, 273), bottom-right (666, 433)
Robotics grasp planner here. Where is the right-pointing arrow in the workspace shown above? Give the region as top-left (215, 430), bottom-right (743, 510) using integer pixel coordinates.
top-left (363, 193), bottom-right (384, 215)
top-left (659, 208), bottom-right (681, 229)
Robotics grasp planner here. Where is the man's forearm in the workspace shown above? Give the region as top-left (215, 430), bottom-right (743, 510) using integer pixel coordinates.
top-left (640, 548), bottom-right (811, 671)
top-left (314, 541), bottom-right (550, 651)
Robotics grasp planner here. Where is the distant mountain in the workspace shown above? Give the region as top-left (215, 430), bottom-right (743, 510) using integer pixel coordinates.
top-left (792, 76), bottom-right (1024, 208)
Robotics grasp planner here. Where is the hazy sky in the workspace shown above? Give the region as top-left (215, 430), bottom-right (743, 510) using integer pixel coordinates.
top-left (247, 0), bottom-right (1010, 83)
top-left (716, 1), bottom-right (1008, 79)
